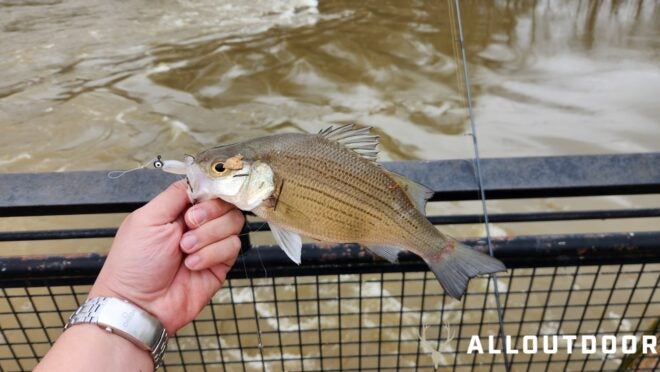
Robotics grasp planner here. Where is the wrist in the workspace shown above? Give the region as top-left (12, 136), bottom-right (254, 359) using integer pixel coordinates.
top-left (66, 296), bottom-right (169, 369)
top-left (89, 281), bottom-right (159, 324)
top-left (90, 277), bottom-right (174, 332)
top-left (89, 277), bottom-right (136, 303)
top-left (90, 281), bottom-right (179, 337)
top-left (36, 323), bottom-right (153, 372)
top-left (72, 324), bottom-right (154, 367)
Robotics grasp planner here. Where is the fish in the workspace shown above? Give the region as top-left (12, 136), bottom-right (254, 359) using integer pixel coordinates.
top-left (159, 125), bottom-right (505, 299)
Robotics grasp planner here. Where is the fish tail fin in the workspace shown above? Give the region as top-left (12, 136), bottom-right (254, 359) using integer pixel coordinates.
top-left (425, 240), bottom-right (506, 300)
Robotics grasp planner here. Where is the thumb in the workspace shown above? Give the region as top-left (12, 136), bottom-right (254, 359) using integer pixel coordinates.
top-left (135, 180), bottom-right (191, 225)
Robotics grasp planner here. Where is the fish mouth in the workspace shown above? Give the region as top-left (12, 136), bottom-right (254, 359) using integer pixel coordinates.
top-left (185, 173), bottom-right (197, 204)
top-left (185, 162), bottom-right (213, 203)
top-left (180, 155), bottom-right (197, 202)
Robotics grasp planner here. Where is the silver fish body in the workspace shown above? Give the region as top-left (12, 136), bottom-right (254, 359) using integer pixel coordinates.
top-left (165, 125), bottom-right (505, 299)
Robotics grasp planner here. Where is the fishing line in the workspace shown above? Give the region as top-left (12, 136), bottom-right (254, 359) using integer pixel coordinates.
top-left (241, 164), bottom-right (269, 278)
top-left (107, 157), bottom-right (159, 179)
top-left (450, 1), bottom-right (510, 370)
top-left (255, 243), bottom-right (268, 278)
top-left (237, 220), bottom-right (270, 278)
top-left (238, 157), bottom-right (266, 355)
top-left (240, 254), bottom-right (265, 355)
top-left (238, 221), bottom-right (268, 238)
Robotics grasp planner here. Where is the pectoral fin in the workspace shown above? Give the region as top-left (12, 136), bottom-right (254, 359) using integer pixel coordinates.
top-left (269, 223), bottom-right (302, 264)
top-left (367, 244), bottom-right (404, 263)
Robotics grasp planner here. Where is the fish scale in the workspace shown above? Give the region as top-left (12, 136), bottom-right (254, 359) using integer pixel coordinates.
top-left (254, 135), bottom-right (425, 245)
top-left (185, 125), bottom-right (506, 299)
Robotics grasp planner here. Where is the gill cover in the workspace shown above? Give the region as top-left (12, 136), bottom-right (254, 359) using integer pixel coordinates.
top-left (190, 151), bottom-right (276, 211)
top-left (226, 161), bottom-right (275, 211)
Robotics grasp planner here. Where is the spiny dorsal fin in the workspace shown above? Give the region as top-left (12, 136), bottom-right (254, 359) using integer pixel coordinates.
top-left (384, 170), bottom-right (434, 214)
top-left (319, 124), bottom-right (379, 162)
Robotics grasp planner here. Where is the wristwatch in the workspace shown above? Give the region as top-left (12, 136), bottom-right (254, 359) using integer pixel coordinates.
top-left (65, 297), bottom-right (169, 369)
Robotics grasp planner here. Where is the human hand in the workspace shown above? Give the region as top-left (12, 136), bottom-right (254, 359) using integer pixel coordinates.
top-left (89, 180), bottom-right (244, 334)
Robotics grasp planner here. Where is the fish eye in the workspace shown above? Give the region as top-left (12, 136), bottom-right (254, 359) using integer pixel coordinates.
top-left (212, 162), bottom-right (226, 175)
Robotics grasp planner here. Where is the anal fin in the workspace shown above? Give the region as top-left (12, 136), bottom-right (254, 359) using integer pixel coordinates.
top-left (367, 244), bottom-right (404, 263)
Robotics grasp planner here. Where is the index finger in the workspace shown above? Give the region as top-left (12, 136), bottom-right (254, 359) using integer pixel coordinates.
top-left (184, 198), bottom-right (237, 229)
top-left (134, 180), bottom-right (191, 225)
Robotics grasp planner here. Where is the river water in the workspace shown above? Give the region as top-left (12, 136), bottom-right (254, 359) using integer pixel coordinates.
top-left (1, 0), bottom-right (658, 172)
top-left (1, 0), bottom-right (659, 248)
top-left (1, 1), bottom-right (659, 370)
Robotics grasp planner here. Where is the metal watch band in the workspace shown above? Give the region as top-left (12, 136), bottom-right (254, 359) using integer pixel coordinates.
top-left (65, 297), bottom-right (169, 369)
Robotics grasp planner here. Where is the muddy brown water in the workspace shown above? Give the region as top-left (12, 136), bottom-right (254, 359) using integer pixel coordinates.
top-left (0, 0), bottom-right (658, 370)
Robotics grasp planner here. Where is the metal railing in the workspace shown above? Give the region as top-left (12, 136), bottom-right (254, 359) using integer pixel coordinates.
top-left (1, 153), bottom-right (659, 371)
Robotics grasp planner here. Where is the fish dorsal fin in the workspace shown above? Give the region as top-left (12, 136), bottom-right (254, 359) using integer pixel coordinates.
top-left (384, 170), bottom-right (434, 214)
top-left (366, 244), bottom-right (404, 263)
top-left (269, 223), bottom-right (302, 264)
top-left (319, 124), bottom-right (379, 162)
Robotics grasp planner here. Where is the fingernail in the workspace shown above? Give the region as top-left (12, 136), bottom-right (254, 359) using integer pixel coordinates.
top-left (185, 254), bottom-right (201, 269)
top-left (190, 208), bottom-right (207, 226)
top-left (180, 233), bottom-right (197, 252)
